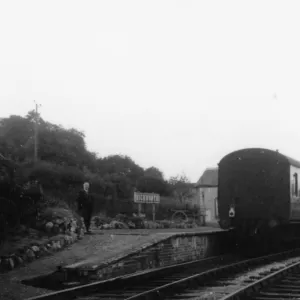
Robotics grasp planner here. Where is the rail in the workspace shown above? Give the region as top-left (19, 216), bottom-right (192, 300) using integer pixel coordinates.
top-left (26, 248), bottom-right (300, 300)
top-left (220, 259), bottom-right (300, 300)
top-left (124, 248), bottom-right (300, 300)
top-left (25, 254), bottom-right (238, 300)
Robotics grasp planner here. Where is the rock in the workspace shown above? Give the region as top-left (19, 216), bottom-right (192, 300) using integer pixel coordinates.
top-left (110, 221), bottom-right (129, 229)
top-left (40, 246), bottom-right (51, 255)
top-left (103, 224), bottom-right (110, 229)
top-left (3, 258), bottom-right (15, 270)
top-left (58, 237), bottom-right (65, 247)
top-left (45, 222), bottom-right (54, 233)
top-left (38, 246), bottom-right (47, 256)
top-left (64, 235), bottom-right (71, 245)
top-left (127, 221), bottom-right (135, 229)
top-left (70, 232), bottom-right (77, 242)
top-left (70, 219), bottom-right (77, 228)
top-left (31, 245), bottom-right (40, 258)
top-left (50, 241), bottom-right (58, 251)
top-left (54, 241), bottom-right (61, 250)
top-left (54, 218), bottom-right (64, 225)
top-left (26, 249), bottom-right (36, 261)
top-left (31, 245), bottom-right (40, 253)
top-left (68, 235), bottom-right (74, 244)
top-left (12, 255), bottom-right (23, 266)
top-left (18, 254), bottom-right (25, 264)
top-left (79, 228), bottom-right (85, 237)
top-left (77, 228), bottom-right (84, 239)
top-left (20, 253), bottom-right (28, 263)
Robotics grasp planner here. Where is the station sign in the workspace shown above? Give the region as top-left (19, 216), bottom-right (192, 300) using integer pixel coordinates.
top-left (134, 192), bottom-right (160, 204)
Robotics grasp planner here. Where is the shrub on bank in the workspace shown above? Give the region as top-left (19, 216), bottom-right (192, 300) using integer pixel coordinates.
top-left (92, 214), bottom-right (200, 230)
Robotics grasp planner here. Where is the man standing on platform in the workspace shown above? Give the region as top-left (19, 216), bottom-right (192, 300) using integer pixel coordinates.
top-left (77, 182), bottom-right (94, 234)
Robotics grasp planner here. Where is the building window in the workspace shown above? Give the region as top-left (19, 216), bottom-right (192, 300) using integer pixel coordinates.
top-left (293, 173), bottom-right (298, 196)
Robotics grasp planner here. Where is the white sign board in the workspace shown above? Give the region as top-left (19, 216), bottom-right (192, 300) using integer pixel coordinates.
top-left (134, 192), bottom-right (160, 204)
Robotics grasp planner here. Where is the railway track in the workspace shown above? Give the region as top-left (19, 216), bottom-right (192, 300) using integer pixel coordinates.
top-left (126, 249), bottom-right (300, 300)
top-left (26, 254), bottom-right (240, 300)
top-left (218, 255), bottom-right (300, 300)
top-left (27, 248), bottom-right (300, 300)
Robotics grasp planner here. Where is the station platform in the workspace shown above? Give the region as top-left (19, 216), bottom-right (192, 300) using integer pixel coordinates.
top-left (0, 226), bottom-right (228, 300)
top-left (56, 226), bottom-right (228, 285)
top-left (63, 226), bottom-right (225, 269)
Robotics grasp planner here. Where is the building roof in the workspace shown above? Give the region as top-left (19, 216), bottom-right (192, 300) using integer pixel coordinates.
top-left (195, 167), bottom-right (218, 188)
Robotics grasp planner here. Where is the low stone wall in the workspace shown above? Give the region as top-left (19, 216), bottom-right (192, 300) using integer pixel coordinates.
top-left (64, 231), bottom-right (229, 283)
top-left (0, 219), bottom-right (85, 272)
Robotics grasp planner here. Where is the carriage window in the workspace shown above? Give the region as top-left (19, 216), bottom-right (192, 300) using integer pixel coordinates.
top-left (293, 173), bottom-right (298, 196)
top-left (214, 197), bottom-right (219, 218)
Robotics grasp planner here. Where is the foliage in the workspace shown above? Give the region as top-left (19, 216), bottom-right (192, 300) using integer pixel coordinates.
top-left (168, 173), bottom-right (195, 203)
top-left (97, 155), bottom-right (144, 182)
top-left (144, 166), bottom-right (164, 180)
top-left (0, 110), bottom-right (196, 221)
top-left (0, 115), bottom-right (34, 162)
top-left (135, 166), bottom-right (169, 195)
top-left (137, 176), bottom-right (170, 195)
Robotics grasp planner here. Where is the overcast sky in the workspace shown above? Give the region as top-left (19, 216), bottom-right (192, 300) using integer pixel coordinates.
top-left (1, 1), bottom-right (300, 182)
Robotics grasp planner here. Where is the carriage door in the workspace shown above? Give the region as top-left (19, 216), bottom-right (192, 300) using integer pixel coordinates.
top-left (290, 168), bottom-right (300, 220)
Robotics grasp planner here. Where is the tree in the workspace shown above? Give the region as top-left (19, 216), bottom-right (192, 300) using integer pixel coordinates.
top-left (38, 124), bottom-right (87, 167)
top-left (0, 110), bottom-right (183, 217)
top-left (137, 175), bottom-right (169, 195)
top-left (105, 173), bottom-right (133, 199)
top-left (96, 155), bottom-right (144, 183)
top-left (169, 173), bottom-right (194, 203)
top-left (0, 115), bottom-right (34, 162)
top-left (144, 167), bottom-right (164, 180)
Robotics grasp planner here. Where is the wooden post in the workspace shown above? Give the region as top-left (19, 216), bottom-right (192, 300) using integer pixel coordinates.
top-left (138, 203), bottom-right (142, 216)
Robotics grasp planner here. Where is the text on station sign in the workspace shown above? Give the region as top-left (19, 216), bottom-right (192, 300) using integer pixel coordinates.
top-left (134, 192), bottom-right (160, 203)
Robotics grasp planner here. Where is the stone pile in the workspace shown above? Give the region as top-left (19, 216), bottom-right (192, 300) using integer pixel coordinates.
top-left (36, 207), bottom-right (84, 234)
top-left (37, 217), bottom-right (80, 235)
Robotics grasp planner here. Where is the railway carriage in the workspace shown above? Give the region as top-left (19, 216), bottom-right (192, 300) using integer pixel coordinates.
top-left (218, 148), bottom-right (300, 249)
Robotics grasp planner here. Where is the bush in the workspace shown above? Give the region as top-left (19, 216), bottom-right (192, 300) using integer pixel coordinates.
top-left (157, 220), bottom-right (174, 228)
top-left (115, 213), bottom-right (129, 223)
top-left (128, 216), bottom-right (144, 229)
top-left (93, 215), bottom-right (113, 228)
top-left (144, 221), bottom-right (163, 229)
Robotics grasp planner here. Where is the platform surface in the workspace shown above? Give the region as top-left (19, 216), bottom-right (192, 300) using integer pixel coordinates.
top-left (0, 226), bottom-right (226, 300)
top-left (63, 226), bottom-right (226, 270)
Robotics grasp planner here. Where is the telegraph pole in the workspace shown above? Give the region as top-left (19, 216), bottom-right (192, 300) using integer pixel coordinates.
top-left (34, 101), bottom-right (41, 163)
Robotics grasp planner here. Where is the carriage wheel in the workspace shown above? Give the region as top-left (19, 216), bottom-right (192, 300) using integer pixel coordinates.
top-left (172, 211), bottom-right (188, 223)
